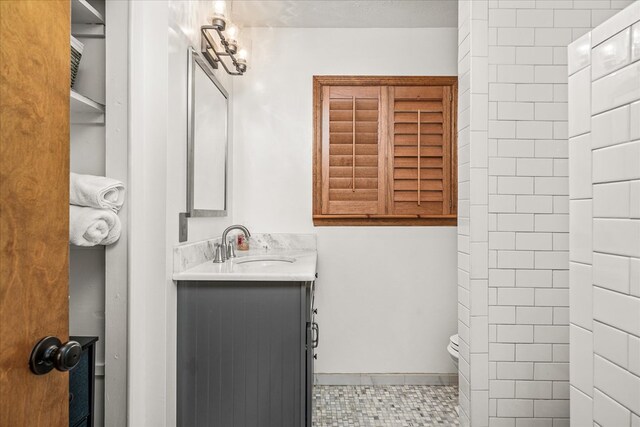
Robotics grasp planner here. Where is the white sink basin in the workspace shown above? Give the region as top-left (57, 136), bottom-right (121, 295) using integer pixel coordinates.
top-left (172, 250), bottom-right (316, 282)
top-left (233, 255), bottom-right (297, 265)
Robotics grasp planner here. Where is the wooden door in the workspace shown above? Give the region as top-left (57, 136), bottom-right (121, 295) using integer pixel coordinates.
top-left (0, 1), bottom-right (71, 425)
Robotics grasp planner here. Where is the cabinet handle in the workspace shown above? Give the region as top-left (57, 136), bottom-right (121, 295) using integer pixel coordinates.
top-left (312, 322), bottom-right (319, 348)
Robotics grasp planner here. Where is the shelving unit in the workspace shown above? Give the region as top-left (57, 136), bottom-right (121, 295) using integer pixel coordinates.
top-left (69, 0), bottom-right (107, 421)
top-left (70, 0), bottom-right (105, 124)
top-left (69, 1), bottom-right (128, 426)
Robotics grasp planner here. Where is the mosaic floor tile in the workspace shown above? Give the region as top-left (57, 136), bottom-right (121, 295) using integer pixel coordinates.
top-left (313, 385), bottom-right (459, 426)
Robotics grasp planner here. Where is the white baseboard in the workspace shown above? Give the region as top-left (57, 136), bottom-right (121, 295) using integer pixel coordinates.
top-left (314, 373), bottom-right (459, 386)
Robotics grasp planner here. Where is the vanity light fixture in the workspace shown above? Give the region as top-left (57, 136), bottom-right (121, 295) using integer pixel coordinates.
top-left (201, 0), bottom-right (248, 76)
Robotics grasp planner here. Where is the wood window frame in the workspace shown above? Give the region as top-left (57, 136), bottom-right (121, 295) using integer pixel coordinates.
top-left (313, 76), bottom-right (458, 226)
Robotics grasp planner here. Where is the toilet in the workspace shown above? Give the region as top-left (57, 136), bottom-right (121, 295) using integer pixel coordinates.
top-left (447, 334), bottom-right (459, 368)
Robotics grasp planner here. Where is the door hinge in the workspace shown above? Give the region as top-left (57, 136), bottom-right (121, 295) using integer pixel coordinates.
top-left (449, 92), bottom-right (453, 102)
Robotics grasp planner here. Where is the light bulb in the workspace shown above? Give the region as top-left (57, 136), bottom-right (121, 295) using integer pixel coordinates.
top-left (213, 0), bottom-right (226, 17)
top-left (236, 47), bottom-right (248, 73)
top-left (210, 0), bottom-right (227, 30)
top-left (226, 23), bottom-right (239, 42)
top-left (236, 36), bottom-right (251, 71)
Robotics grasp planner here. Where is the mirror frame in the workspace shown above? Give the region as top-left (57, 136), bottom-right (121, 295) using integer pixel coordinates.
top-left (180, 48), bottom-right (230, 242)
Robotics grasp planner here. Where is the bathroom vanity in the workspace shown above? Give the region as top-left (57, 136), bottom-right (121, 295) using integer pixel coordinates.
top-left (173, 235), bottom-right (318, 427)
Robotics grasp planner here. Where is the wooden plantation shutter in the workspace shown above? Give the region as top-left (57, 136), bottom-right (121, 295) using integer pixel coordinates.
top-left (321, 86), bottom-right (387, 215)
top-left (313, 76), bottom-right (457, 226)
top-left (389, 86), bottom-right (453, 216)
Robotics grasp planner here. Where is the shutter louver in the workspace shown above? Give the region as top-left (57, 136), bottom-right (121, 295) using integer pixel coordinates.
top-left (390, 86), bottom-right (452, 216)
top-left (321, 86), bottom-right (386, 215)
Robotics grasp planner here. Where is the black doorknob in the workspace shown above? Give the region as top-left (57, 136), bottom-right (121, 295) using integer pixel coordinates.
top-left (29, 336), bottom-right (82, 375)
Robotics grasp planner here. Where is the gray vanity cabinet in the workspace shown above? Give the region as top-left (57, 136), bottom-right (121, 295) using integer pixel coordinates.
top-left (177, 280), bottom-right (316, 427)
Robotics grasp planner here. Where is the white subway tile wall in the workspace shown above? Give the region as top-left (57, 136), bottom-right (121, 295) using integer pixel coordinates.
top-left (460, 2), bottom-right (638, 426)
top-left (458, 2), bottom-right (476, 425)
top-left (592, 27), bottom-right (632, 79)
top-left (459, 0), bottom-right (493, 425)
top-left (485, 2), bottom-right (636, 427)
top-left (567, 3), bottom-right (640, 427)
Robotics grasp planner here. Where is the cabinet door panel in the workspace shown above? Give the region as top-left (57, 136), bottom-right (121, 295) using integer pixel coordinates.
top-left (177, 282), bottom-right (306, 427)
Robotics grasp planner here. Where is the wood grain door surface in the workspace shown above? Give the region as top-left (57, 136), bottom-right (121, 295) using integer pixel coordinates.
top-left (1, 1), bottom-right (71, 425)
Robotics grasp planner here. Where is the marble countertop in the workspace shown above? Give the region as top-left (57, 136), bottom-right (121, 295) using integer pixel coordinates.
top-left (173, 233), bottom-right (318, 282)
top-left (172, 249), bottom-right (317, 282)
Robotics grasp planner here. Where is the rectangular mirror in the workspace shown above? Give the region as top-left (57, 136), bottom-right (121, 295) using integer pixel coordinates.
top-left (180, 49), bottom-right (229, 241)
top-left (189, 47), bottom-right (228, 214)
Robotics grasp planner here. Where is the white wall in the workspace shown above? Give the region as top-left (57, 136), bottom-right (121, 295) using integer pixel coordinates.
top-left (129, 1), bottom-right (235, 426)
top-left (233, 27), bottom-right (459, 375)
top-left (568, 4), bottom-right (640, 426)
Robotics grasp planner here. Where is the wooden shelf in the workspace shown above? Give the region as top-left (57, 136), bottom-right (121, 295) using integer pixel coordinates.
top-left (71, 90), bottom-right (104, 114)
top-left (71, 90), bottom-right (104, 124)
top-left (70, 245), bottom-right (106, 251)
top-left (72, 24), bottom-right (105, 38)
top-left (71, 0), bottom-right (104, 25)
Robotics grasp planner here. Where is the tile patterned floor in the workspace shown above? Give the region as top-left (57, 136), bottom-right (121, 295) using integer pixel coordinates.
top-left (313, 385), bottom-right (459, 427)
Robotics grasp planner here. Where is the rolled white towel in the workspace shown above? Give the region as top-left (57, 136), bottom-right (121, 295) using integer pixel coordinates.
top-left (69, 205), bottom-right (122, 247)
top-left (70, 172), bottom-right (125, 212)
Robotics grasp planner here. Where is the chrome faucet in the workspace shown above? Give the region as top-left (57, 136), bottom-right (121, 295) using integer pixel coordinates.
top-left (214, 224), bottom-right (251, 263)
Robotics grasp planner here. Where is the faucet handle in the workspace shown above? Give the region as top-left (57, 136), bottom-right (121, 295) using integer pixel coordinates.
top-left (227, 238), bottom-right (237, 259)
top-left (213, 243), bottom-right (225, 263)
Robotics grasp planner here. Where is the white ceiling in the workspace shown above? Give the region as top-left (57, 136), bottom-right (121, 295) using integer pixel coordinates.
top-left (230, 0), bottom-right (458, 28)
